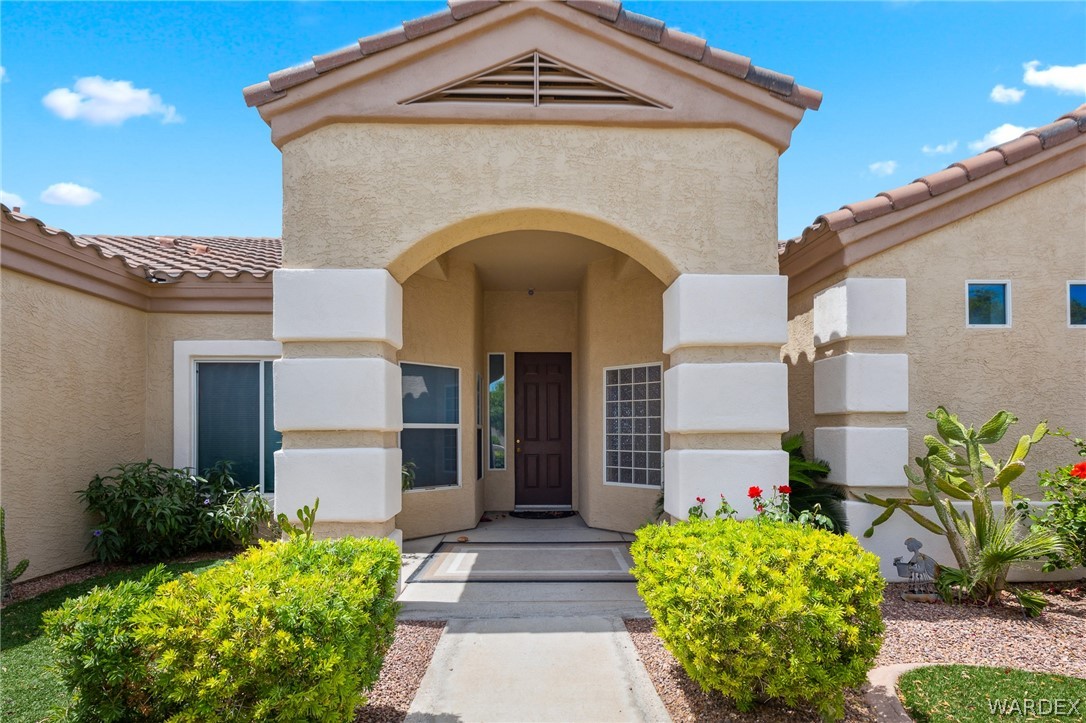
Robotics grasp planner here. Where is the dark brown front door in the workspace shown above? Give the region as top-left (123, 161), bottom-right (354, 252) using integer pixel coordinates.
top-left (514, 352), bottom-right (572, 508)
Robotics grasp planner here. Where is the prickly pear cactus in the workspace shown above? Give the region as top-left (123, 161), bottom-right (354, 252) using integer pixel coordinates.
top-left (1, 507), bottom-right (29, 599)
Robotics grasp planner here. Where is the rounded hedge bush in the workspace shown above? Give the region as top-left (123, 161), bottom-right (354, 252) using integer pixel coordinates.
top-left (631, 518), bottom-right (885, 722)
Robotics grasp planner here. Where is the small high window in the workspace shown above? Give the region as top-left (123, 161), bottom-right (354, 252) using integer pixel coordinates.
top-left (1069, 282), bottom-right (1086, 327)
top-left (401, 362), bottom-right (460, 489)
top-left (966, 281), bottom-right (1011, 327)
top-left (604, 363), bottom-right (663, 488)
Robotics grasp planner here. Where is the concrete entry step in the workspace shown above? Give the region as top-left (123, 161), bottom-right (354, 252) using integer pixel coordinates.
top-left (405, 616), bottom-right (671, 723)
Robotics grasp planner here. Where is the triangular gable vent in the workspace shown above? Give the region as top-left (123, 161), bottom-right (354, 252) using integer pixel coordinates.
top-left (406, 52), bottom-right (664, 108)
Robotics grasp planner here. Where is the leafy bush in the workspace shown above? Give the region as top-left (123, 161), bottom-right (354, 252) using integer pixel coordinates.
top-left (1, 506), bottom-right (29, 598)
top-left (783, 433), bottom-right (848, 533)
top-left (631, 518), bottom-right (884, 722)
top-left (44, 566), bottom-right (172, 722)
top-left (79, 460), bottom-right (272, 562)
top-left (46, 533), bottom-right (400, 722)
top-left (133, 535), bottom-right (399, 722)
top-left (1029, 431), bottom-right (1086, 571)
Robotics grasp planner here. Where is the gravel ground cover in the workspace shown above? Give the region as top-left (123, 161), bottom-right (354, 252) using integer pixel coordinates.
top-left (355, 621), bottom-right (446, 723)
top-left (625, 581), bottom-right (1085, 722)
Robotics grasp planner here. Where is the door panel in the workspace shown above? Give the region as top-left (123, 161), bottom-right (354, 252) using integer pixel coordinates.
top-left (514, 352), bottom-right (572, 507)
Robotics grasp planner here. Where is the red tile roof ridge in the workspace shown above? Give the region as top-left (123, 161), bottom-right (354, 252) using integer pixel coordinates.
top-left (781, 104), bottom-right (1086, 253)
top-left (243, 0), bottom-right (821, 111)
top-left (2, 205), bottom-right (281, 282)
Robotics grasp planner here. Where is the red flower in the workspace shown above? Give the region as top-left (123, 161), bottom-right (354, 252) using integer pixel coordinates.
top-left (748, 486), bottom-right (762, 499)
top-left (756, 505), bottom-right (764, 513)
top-left (1071, 461), bottom-right (1086, 480)
top-left (696, 496), bottom-right (706, 504)
top-left (779, 485), bottom-right (792, 495)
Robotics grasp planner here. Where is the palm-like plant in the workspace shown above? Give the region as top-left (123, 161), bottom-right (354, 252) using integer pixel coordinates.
top-left (865, 407), bottom-right (1065, 616)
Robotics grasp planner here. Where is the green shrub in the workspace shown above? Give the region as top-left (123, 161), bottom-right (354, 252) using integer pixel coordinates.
top-left (1029, 431), bottom-right (1086, 571)
top-left (631, 518), bottom-right (884, 722)
top-left (44, 566), bottom-right (173, 722)
top-left (79, 460), bottom-right (272, 563)
top-left (132, 536), bottom-right (400, 722)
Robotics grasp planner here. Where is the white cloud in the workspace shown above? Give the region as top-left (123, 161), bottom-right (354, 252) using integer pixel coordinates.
top-left (989, 84), bottom-right (1025, 104)
top-left (0, 66), bottom-right (7, 82)
top-left (921, 140), bottom-right (959, 155)
top-left (42, 76), bottom-right (182, 125)
top-left (868, 160), bottom-right (898, 177)
top-left (968, 123), bottom-right (1027, 152)
top-left (1, 190), bottom-right (26, 208)
top-left (40, 183), bottom-right (102, 206)
top-left (1022, 61), bottom-right (1086, 95)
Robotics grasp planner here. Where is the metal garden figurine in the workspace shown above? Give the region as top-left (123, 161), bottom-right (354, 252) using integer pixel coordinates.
top-left (893, 537), bottom-right (937, 595)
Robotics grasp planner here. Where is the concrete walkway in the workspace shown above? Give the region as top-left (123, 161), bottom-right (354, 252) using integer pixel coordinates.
top-left (399, 514), bottom-right (669, 722)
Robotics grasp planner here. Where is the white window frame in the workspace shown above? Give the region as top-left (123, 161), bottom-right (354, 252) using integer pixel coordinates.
top-left (400, 360), bottom-right (462, 493)
top-left (602, 361), bottom-right (664, 490)
top-left (172, 340), bottom-right (282, 495)
top-left (487, 352), bottom-right (507, 472)
top-left (1069, 280), bottom-right (1086, 328)
top-left (965, 280), bottom-right (1012, 328)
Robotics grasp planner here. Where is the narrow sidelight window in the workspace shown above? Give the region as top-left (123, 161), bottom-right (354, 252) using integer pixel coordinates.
top-left (488, 354), bottom-right (506, 470)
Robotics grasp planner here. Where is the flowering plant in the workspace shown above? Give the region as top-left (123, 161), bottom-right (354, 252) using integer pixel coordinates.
top-left (689, 485), bottom-right (832, 530)
top-left (1028, 430), bottom-right (1086, 571)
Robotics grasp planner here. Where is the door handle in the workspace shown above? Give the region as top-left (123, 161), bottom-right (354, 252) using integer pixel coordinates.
top-left (516, 438), bottom-right (521, 453)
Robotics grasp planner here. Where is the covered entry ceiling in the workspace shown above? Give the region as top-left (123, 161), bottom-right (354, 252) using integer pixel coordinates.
top-left (447, 231), bottom-right (616, 291)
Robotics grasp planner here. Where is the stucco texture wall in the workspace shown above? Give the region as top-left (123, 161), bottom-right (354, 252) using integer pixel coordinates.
top-left (577, 257), bottom-right (667, 532)
top-left (397, 260), bottom-right (485, 538)
top-left (849, 168), bottom-right (1086, 494)
top-left (281, 124), bottom-right (780, 280)
top-left (1, 270), bottom-right (147, 578)
top-left (144, 313), bottom-right (273, 465)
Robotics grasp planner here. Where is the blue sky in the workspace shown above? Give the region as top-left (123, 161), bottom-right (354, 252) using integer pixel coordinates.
top-left (2, 1), bottom-right (1084, 238)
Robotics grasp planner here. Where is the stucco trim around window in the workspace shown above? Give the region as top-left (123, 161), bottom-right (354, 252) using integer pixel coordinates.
top-left (172, 340), bottom-right (283, 481)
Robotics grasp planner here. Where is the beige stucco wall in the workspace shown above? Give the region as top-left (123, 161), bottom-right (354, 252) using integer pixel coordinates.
top-left (787, 168), bottom-right (1086, 496)
top-left (397, 259), bottom-right (485, 538)
top-left (1, 270), bottom-right (147, 578)
top-left (481, 290), bottom-right (579, 512)
top-left (848, 168), bottom-right (1086, 494)
top-left (577, 257), bottom-right (667, 532)
top-left (144, 313), bottom-right (273, 466)
top-left (281, 124), bottom-right (780, 281)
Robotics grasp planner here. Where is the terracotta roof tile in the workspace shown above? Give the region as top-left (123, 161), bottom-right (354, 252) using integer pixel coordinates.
top-left (244, 1), bottom-right (821, 111)
top-left (918, 166), bottom-right (969, 196)
top-left (612, 8), bottom-right (665, 43)
top-left (403, 9), bottom-right (457, 40)
top-left (789, 104), bottom-right (1086, 249)
top-left (744, 65), bottom-right (794, 97)
top-left (658, 28), bottom-right (707, 61)
top-left (699, 47), bottom-right (751, 79)
top-left (992, 134), bottom-right (1044, 164)
top-left (878, 182), bottom-right (931, 211)
top-left (843, 196), bottom-right (894, 223)
top-left (268, 62), bottom-right (319, 93)
top-left (565, 0), bottom-right (621, 22)
top-left (1030, 118), bottom-right (1079, 149)
top-left (358, 26), bottom-right (410, 56)
top-left (2, 205), bottom-right (281, 281)
top-left (313, 44), bottom-right (365, 73)
top-left (951, 150), bottom-right (1006, 181)
top-left (448, 0), bottom-right (501, 21)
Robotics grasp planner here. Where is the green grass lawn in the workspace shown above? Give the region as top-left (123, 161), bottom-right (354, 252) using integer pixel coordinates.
top-left (899, 664), bottom-right (1086, 722)
top-left (0, 559), bottom-right (224, 723)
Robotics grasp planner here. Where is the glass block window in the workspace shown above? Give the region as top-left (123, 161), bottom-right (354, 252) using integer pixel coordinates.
top-left (604, 363), bottom-right (663, 487)
top-left (967, 281), bottom-right (1010, 327)
top-left (401, 362), bottom-right (460, 489)
top-left (1069, 282), bottom-right (1086, 327)
top-left (195, 360), bottom-right (279, 493)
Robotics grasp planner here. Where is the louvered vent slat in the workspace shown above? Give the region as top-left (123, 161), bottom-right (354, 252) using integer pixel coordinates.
top-left (408, 52), bottom-right (661, 108)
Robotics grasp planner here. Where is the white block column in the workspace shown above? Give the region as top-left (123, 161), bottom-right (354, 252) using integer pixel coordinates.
top-left (812, 278), bottom-right (909, 492)
top-left (662, 274), bottom-right (790, 519)
top-left (272, 268), bottom-right (404, 544)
